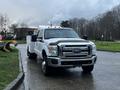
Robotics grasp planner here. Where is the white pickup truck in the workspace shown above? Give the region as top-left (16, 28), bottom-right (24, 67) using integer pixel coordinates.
top-left (27, 26), bottom-right (97, 75)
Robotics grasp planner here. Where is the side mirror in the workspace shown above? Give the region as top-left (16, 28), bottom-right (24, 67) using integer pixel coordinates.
top-left (31, 35), bottom-right (37, 42)
top-left (82, 35), bottom-right (88, 40)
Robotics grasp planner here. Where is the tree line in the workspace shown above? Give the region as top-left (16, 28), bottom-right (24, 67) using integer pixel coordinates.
top-left (61, 5), bottom-right (120, 41)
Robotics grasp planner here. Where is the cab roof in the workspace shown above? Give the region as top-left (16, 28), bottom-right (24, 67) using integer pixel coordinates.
top-left (38, 25), bottom-right (72, 30)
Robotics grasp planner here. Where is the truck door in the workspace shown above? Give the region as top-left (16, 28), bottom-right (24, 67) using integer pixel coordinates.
top-left (35, 29), bottom-right (43, 55)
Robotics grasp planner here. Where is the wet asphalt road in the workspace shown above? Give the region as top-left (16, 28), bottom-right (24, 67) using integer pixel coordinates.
top-left (17, 44), bottom-right (120, 90)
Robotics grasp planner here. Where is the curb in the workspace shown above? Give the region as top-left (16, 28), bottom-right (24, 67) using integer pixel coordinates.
top-left (4, 50), bottom-right (24, 90)
top-left (4, 73), bottom-right (24, 90)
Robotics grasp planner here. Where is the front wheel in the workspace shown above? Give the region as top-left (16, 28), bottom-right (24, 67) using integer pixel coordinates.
top-left (82, 65), bottom-right (94, 73)
top-left (41, 60), bottom-right (52, 76)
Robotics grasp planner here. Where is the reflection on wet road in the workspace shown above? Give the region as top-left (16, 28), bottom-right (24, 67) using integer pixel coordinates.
top-left (17, 44), bottom-right (120, 90)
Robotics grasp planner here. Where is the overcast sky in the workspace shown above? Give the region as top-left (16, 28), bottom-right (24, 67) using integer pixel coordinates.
top-left (0, 0), bottom-right (120, 26)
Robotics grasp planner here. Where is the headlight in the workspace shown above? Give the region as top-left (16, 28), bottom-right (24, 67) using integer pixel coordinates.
top-left (48, 45), bottom-right (58, 56)
top-left (92, 44), bottom-right (96, 55)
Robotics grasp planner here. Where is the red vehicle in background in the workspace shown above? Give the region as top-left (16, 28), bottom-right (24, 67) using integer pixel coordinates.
top-left (0, 35), bottom-right (3, 40)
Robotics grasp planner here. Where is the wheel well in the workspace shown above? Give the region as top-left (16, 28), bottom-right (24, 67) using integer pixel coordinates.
top-left (27, 46), bottom-right (29, 52)
top-left (42, 50), bottom-right (47, 58)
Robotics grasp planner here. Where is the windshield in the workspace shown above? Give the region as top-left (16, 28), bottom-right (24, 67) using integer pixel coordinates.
top-left (44, 29), bottom-right (79, 39)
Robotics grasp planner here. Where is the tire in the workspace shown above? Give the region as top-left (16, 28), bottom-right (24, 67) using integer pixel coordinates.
top-left (41, 60), bottom-right (51, 76)
top-left (27, 47), bottom-right (37, 59)
top-left (82, 65), bottom-right (94, 73)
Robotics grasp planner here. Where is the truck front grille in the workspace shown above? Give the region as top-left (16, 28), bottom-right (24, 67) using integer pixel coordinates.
top-left (59, 45), bottom-right (92, 59)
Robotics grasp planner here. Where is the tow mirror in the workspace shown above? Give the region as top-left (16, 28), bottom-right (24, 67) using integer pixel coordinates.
top-left (31, 35), bottom-right (37, 42)
top-left (82, 35), bottom-right (88, 40)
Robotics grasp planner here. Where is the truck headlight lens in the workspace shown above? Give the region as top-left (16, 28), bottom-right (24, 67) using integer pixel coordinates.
top-left (92, 44), bottom-right (96, 55)
top-left (48, 45), bottom-right (58, 56)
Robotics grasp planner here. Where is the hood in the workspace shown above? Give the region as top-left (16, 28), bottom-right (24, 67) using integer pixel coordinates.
top-left (44, 38), bottom-right (91, 45)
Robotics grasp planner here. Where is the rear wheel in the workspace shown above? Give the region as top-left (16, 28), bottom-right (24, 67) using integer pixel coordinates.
top-left (27, 47), bottom-right (37, 59)
top-left (82, 65), bottom-right (94, 73)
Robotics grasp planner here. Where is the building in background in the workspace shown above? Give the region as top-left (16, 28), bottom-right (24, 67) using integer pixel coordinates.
top-left (15, 27), bottom-right (37, 40)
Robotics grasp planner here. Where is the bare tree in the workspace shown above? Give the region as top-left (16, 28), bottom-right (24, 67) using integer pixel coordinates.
top-left (0, 14), bottom-right (9, 36)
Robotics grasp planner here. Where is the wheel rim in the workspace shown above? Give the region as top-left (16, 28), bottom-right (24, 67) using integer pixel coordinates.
top-left (42, 61), bottom-right (46, 73)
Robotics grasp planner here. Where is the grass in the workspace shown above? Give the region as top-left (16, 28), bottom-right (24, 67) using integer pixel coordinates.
top-left (0, 48), bottom-right (19, 90)
top-left (2, 40), bottom-right (26, 44)
top-left (0, 40), bottom-right (26, 44)
top-left (94, 41), bottom-right (120, 52)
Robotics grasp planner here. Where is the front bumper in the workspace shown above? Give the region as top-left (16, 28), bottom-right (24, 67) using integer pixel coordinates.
top-left (47, 55), bottom-right (97, 67)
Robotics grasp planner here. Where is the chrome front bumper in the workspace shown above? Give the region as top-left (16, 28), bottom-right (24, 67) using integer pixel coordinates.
top-left (47, 55), bottom-right (97, 67)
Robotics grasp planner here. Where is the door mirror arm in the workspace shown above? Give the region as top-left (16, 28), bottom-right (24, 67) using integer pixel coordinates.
top-left (37, 37), bottom-right (43, 42)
